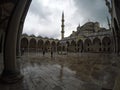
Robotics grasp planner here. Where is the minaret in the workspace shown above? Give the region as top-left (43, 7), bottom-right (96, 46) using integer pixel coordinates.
top-left (61, 12), bottom-right (65, 39)
top-left (78, 23), bottom-right (80, 27)
top-left (107, 16), bottom-right (111, 29)
top-left (105, 0), bottom-right (112, 15)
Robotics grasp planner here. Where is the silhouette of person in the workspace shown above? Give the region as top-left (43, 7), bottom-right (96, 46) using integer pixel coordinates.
top-left (51, 49), bottom-right (53, 58)
top-left (43, 49), bottom-right (45, 56)
top-left (21, 48), bottom-right (24, 56)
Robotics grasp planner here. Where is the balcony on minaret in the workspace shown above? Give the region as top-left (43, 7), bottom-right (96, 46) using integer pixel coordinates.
top-left (61, 19), bottom-right (64, 22)
top-left (61, 25), bottom-right (64, 27)
top-left (61, 31), bottom-right (64, 33)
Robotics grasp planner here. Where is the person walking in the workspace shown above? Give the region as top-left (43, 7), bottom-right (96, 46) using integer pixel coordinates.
top-left (51, 48), bottom-right (53, 58)
top-left (43, 49), bottom-right (45, 56)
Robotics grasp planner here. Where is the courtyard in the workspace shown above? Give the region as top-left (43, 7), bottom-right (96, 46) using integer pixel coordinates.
top-left (0, 52), bottom-right (119, 90)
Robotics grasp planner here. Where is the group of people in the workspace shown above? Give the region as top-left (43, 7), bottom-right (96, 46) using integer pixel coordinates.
top-left (43, 48), bottom-right (53, 58)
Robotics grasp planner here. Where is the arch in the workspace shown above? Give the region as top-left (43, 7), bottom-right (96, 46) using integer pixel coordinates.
top-left (70, 40), bottom-right (76, 52)
top-left (66, 41), bottom-right (70, 46)
top-left (51, 41), bottom-right (56, 52)
top-left (38, 39), bottom-right (44, 52)
top-left (21, 37), bottom-right (28, 52)
top-left (56, 42), bottom-right (60, 52)
top-left (44, 40), bottom-right (50, 52)
top-left (71, 40), bottom-right (76, 45)
top-left (93, 37), bottom-right (101, 52)
top-left (77, 39), bottom-right (83, 52)
top-left (102, 37), bottom-right (112, 53)
top-left (51, 41), bottom-right (56, 46)
top-left (84, 39), bottom-right (92, 52)
top-left (66, 41), bottom-right (70, 52)
top-left (29, 38), bottom-right (37, 52)
top-left (114, 18), bottom-right (120, 53)
top-left (0, 0), bottom-right (32, 83)
top-left (57, 42), bottom-right (60, 46)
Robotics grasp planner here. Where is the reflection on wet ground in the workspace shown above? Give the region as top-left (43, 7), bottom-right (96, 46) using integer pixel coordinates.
top-left (0, 53), bottom-right (120, 90)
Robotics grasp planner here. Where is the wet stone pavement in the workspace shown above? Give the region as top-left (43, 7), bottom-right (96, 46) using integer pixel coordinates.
top-left (0, 52), bottom-right (120, 90)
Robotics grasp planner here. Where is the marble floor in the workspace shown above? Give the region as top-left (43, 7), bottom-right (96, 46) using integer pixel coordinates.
top-left (0, 52), bottom-right (120, 90)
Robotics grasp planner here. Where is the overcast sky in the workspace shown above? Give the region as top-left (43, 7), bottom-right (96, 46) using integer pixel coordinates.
top-left (23, 0), bottom-right (110, 39)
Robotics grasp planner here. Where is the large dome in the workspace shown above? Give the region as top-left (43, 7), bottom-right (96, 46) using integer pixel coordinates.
top-left (79, 22), bottom-right (100, 32)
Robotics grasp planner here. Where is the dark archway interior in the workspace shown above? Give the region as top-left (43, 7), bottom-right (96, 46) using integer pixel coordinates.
top-left (70, 40), bottom-right (76, 52)
top-left (21, 37), bottom-right (28, 52)
top-left (84, 39), bottom-right (92, 52)
top-left (38, 39), bottom-right (44, 52)
top-left (44, 40), bottom-right (50, 52)
top-left (77, 39), bottom-right (83, 52)
top-left (51, 41), bottom-right (56, 52)
top-left (29, 38), bottom-right (36, 52)
top-left (93, 38), bottom-right (101, 52)
top-left (102, 37), bottom-right (112, 53)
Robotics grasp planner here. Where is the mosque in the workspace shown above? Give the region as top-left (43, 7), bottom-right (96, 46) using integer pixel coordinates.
top-left (20, 11), bottom-right (113, 54)
top-left (59, 12), bottom-right (113, 53)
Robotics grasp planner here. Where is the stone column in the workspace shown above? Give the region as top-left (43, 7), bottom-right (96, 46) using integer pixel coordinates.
top-left (0, 31), bottom-right (3, 53)
top-left (1, 0), bottom-right (31, 83)
top-left (113, 27), bottom-right (119, 54)
top-left (16, 22), bottom-right (23, 57)
top-left (28, 40), bottom-right (30, 56)
top-left (16, 0), bottom-right (32, 57)
top-left (36, 41), bottom-right (37, 55)
top-left (55, 45), bottom-right (57, 53)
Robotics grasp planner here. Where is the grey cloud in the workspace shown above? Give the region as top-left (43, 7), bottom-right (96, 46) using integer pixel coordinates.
top-left (23, 29), bottom-right (60, 38)
top-left (29, 0), bottom-right (51, 21)
top-left (37, 31), bottom-right (60, 39)
top-left (73, 0), bottom-right (110, 27)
